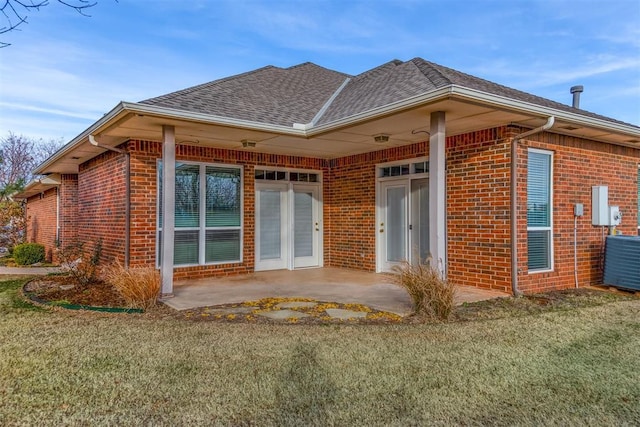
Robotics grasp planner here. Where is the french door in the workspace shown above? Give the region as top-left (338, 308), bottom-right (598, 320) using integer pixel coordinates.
top-left (378, 178), bottom-right (429, 272)
top-left (255, 183), bottom-right (321, 271)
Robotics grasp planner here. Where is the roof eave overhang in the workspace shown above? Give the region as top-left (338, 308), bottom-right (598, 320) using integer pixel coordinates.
top-left (35, 86), bottom-right (640, 175)
top-left (449, 86), bottom-right (640, 138)
top-left (13, 174), bottom-right (61, 200)
top-left (34, 101), bottom-right (309, 175)
top-left (307, 85), bottom-right (640, 138)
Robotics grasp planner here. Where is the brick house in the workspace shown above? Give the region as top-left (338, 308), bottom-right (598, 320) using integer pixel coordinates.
top-left (16, 58), bottom-right (640, 296)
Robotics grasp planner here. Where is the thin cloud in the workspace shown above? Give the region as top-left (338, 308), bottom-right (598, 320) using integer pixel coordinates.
top-left (0, 102), bottom-right (98, 120)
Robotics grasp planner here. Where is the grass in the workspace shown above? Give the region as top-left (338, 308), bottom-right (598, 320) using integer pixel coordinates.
top-left (1, 277), bottom-right (639, 425)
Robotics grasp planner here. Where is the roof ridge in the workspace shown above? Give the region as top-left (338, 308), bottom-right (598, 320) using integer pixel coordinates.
top-left (409, 57), bottom-right (453, 86)
top-left (285, 61), bottom-right (352, 78)
top-left (350, 59), bottom-right (403, 82)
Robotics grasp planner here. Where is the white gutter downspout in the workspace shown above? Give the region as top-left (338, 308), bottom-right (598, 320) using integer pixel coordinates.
top-left (56, 187), bottom-right (60, 247)
top-left (89, 135), bottom-right (131, 267)
top-left (510, 117), bottom-right (555, 296)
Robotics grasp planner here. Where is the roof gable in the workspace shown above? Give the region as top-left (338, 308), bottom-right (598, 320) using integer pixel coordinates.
top-left (316, 60), bottom-right (439, 125)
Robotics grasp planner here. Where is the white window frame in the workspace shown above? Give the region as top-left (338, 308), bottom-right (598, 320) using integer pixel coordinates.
top-left (156, 160), bottom-right (244, 267)
top-left (527, 148), bottom-right (554, 273)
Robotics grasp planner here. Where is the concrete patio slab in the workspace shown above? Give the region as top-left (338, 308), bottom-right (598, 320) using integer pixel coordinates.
top-left (164, 267), bottom-right (509, 316)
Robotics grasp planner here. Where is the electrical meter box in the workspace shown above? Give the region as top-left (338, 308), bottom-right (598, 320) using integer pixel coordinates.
top-left (609, 206), bottom-right (621, 226)
top-left (592, 186), bottom-right (609, 226)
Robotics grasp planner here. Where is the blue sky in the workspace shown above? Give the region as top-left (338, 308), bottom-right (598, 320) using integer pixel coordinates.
top-left (0, 0), bottom-right (639, 141)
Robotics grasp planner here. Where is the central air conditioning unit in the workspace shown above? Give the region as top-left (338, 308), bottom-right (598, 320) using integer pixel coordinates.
top-left (603, 236), bottom-right (640, 291)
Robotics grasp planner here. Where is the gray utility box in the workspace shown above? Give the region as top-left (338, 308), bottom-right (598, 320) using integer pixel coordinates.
top-left (603, 236), bottom-right (640, 291)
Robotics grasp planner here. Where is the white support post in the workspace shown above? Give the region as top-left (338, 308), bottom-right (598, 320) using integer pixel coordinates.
top-left (161, 125), bottom-right (176, 297)
top-left (429, 111), bottom-right (446, 274)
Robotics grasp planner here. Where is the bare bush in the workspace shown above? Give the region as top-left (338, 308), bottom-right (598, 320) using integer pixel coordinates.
top-left (102, 262), bottom-right (160, 310)
top-left (393, 257), bottom-right (456, 321)
top-left (57, 239), bottom-right (102, 285)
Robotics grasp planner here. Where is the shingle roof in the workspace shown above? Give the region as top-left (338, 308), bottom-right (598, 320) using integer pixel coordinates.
top-left (141, 62), bottom-right (349, 127)
top-left (409, 58), bottom-right (635, 127)
top-left (141, 58), bottom-right (638, 129)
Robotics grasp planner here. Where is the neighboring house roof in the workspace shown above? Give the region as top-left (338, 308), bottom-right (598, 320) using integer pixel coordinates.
top-left (141, 57), bottom-right (637, 129)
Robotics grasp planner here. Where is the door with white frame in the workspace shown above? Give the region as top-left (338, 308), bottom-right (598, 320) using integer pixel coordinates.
top-left (255, 174), bottom-right (322, 271)
top-left (255, 183), bottom-right (289, 271)
top-left (292, 184), bottom-right (320, 268)
top-left (377, 159), bottom-right (430, 273)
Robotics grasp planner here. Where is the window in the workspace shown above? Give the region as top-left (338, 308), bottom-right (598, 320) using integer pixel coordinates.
top-left (158, 161), bottom-right (242, 266)
top-left (380, 164), bottom-right (410, 177)
top-left (255, 169), bottom-right (319, 183)
top-left (378, 159), bottom-right (429, 178)
top-left (527, 149), bottom-right (553, 272)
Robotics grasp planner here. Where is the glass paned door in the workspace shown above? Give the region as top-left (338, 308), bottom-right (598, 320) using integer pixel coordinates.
top-left (411, 178), bottom-right (429, 264)
top-left (380, 181), bottom-right (409, 271)
top-left (293, 185), bottom-right (320, 268)
top-left (255, 184), bottom-right (288, 271)
top-left (379, 178), bottom-right (429, 272)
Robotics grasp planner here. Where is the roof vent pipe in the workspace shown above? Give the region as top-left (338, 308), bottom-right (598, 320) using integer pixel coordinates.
top-left (570, 85), bottom-right (584, 109)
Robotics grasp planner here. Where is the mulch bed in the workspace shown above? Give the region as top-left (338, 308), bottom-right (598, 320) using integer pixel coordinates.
top-left (24, 276), bottom-right (126, 307)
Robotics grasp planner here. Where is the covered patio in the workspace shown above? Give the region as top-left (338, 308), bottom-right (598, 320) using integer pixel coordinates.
top-left (164, 267), bottom-right (509, 316)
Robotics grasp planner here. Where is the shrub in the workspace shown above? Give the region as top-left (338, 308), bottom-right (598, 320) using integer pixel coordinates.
top-left (393, 257), bottom-right (456, 321)
top-left (57, 239), bottom-right (102, 284)
top-left (102, 262), bottom-right (160, 309)
top-left (13, 243), bottom-right (45, 265)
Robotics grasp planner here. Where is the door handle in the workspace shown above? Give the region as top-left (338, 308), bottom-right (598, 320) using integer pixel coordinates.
top-left (315, 222), bottom-right (319, 231)
top-left (379, 222), bottom-right (384, 233)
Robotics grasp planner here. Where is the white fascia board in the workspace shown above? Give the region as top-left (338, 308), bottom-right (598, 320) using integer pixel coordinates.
top-left (121, 102), bottom-right (308, 136)
top-left (449, 86), bottom-right (640, 137)
top-left (13, 174), bottom-right (62, 199)
top-left (305, 85), bottom-right (640, 138)
top-left (34, 101), bottom-right (309, 175)
top-left (34, 102), bottom-right (130, 174)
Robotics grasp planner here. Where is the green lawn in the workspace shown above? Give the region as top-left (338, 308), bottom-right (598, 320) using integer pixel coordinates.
top-left (1, 277), bottom-right (639, 426)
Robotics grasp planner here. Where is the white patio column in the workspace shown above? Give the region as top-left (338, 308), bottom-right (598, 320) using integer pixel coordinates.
top-left (161, 125), bottom-right (176, 297)
top-left (429, 111), bottom-right (447, 274)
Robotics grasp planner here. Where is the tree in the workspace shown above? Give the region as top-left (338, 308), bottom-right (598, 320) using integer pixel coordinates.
top-left (0, 132), bottom-right (63, 250)
top-left (0, 132), bottom-right (62, 200)
top-left (1, 0), bottom-right (98, 48)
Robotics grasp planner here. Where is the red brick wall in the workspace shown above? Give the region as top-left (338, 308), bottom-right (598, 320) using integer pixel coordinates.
top-left (78, 150), bottom-right (127, 264)
top-left (516, 131), bottom-right (640, 293)
top-left (59, 174), bottom-right (78, 249)
top-left (446, 127), bottom-right (512, 292)
top-left (25, 188), bottom-right (58, 262)
top-left (327, 143), bottom-right (429, 270)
